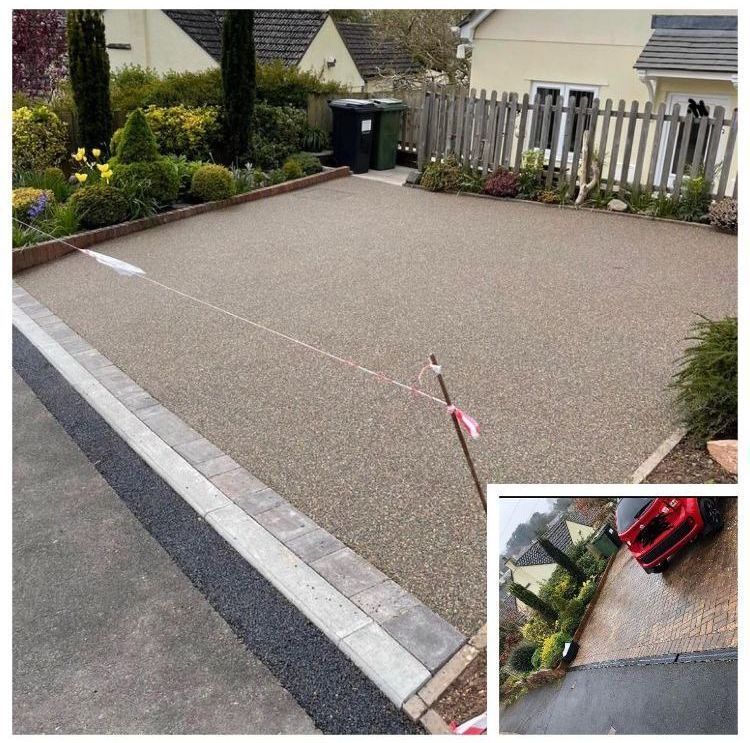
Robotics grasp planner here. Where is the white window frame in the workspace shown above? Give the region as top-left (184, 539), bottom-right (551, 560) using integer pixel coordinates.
top-left (529, 81), bottom-right (600, 158)
top-left (655, 92), bottom-right (732, 191)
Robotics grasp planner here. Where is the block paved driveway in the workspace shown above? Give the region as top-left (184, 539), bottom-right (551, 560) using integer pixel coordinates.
top-left (15, 178), bottom-right (736, 633)
top-left (573, 498), bottom-right (737, 667)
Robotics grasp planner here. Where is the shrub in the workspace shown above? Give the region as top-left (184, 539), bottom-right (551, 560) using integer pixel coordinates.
top-left (531, 647), bottom-right (542, 670)
top-left (507, 642), bottom-right (537, 674)
top-left (12, 187), bottom-right (54, 219)
top-left (13, 168), bottom-right (73, 203)
top-left (539, 566), bottom-right (578, 612)
top-left (708, 198), bottom-right (737, 234)
top-left (142, 105), bottom-right (221, 160)
top-left (116, 108), bottom-right (160, 163)
top-left (577, 578), bottom-right (597, 604)
top-left (302, 126), bottom-right (330, 153)
top-left (567, 540), bottom-right (607, 579)
top-left (42, 200), bottom-right (80, 237)
top-left (420, 155), bottom-right (462, 192)
top-left (251, 103), bottom-right (308, 169)
top-left (70, 183), bottom-right (129, 228)
top-left (538, 189), bottom-right (560, 204)
top-left (460, 167), bottom-right (486, 193)
top-left (110, 64), bottom-right (161, 112)
top-left (484, 167), bottom-right (520, 198)
top-left (540, 632), bottom-right (569, 669)
top-left (164, 154), bottom-right (206, 198)
top-left (671, 315), bottom-right (738, 441)
top-left (281, 158), bottom-right (304, 180)
top-left (559, 597), bottom-right (587, 636)
top-left (266, 168), bottom-right (287, 186)
top-left (518, 149), bottom-right (545, 199)
top-left (256, 59), bottom-right (343, 108)
top-left (111, 159), bottom-right (179, 206)
top-left (286, 152), bottom-right (323, 175)
top-left (521, 615), bottom-right (555, 646)
top-left (676, 170), bottom-right (712, 222)
top-left (190, 164), bottom-right (235, 202)
top-left (12, 105), bottom-right (68, 173)
top-left (508, 581), bottom-right (558, 623)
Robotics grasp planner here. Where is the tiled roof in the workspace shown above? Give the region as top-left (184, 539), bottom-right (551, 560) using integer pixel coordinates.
top-left (514, 508), bottom-right (595, 568)
top-left (164, 9), bottom-right (327, 66)
top-left (335, 21), bottom-right (421, 79)
top-left (634, 15), bottom-right (737, 74)
top-left (500, 593), bottom-right (525, 624)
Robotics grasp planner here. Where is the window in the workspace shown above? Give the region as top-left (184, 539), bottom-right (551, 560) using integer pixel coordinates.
top-left (530, 82), bottom-right (600, 155)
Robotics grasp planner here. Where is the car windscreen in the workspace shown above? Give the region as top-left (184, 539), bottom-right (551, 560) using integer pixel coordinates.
top-left (616, 498), bottom-right (655, 529)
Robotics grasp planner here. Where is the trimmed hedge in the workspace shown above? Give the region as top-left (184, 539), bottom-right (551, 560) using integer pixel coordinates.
top-left (191, 164), bottom-right (235, 202)
top-left (116, 108), bottom-right (159, 163)
top-left (70, 184), bottom-right (129, 228)
top-left (12, 105), bottom-right (68, 173)
top-left (111, 159), bottom-right (180, 206)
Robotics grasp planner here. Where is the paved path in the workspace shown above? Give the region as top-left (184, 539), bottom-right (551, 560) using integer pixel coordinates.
top-left (499, 657), bottom-right (737, 734)
top-left (573, 498), bottom-right (737, 666)
top-left (15, 177), bottom-right (736, 632)
top-left (12, 372), bottom-right (317, 735)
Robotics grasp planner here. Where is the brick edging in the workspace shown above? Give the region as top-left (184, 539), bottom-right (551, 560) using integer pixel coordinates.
top-left (404, 624), bottom-right (487, 733)
top-left (568, 549), bottom-right (618, 650)
top-left (12, 166), bottom-right (350, 275)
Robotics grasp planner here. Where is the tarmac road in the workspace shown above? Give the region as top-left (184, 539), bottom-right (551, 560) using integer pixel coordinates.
top-left (15, 177), bottom-right (736, 632)
top-left (499, 656), bottom-right (737, 734)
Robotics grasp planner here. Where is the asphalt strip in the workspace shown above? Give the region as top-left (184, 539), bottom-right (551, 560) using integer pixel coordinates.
top-left (12, 326), bottom-right (420, 735)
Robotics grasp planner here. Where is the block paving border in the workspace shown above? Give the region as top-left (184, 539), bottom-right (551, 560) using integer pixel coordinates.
top-left (12, 284), bottom-right (466, 712)
top-left (12, 166), bottom-right (350, 274)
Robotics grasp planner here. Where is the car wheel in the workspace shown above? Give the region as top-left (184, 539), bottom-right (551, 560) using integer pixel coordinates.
top-left (699, 497), bottom-right (724, 534)
top-left (644, 562), bottom-right (668, 574)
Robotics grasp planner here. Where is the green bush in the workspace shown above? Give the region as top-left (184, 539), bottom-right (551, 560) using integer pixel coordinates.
top-left (671, 315), bottom-right (738, 441)
top-left (14, 167), bottom-right (74, 204)
top-left (302, 126), bottom-right (330, 153)
top-left (164, 154), bottom-right (206, 198)
top-left (251, 103), bottom-right (308, 169)
top-left (539, 566), bottom-right (579, 612)
top-left (567, 540), bottom-right (607, 579)
top-left (577, 578), bottom-right (597, 604)
top-left (12, 106), bottom-right (69, 173)
top-left (190, 164), bottom-right (235, 202)
top-left (676, 170), bottom-right (712, 222)
top-left (281, 158), bottom-right (304, 180)
top-left (531, 647), bottom-right (542, 670)
top-left (116, 108), bottom-right (160, 163)
top-left (111, 159), bottom-right (179, 206)
top-left (460, 167), bottom-right (486, 193)
top-left (521, 615), bottom-right (555, 646)
top-left (141, 105), bottom-right (221, 160)
top-left (420, 155), bottom-right (462, 192)
top-left (256, 60), bottom-right (343, 108)
top-left (70, 184), bottom-right (130, 228)
top-left (110, 65), bottom-right (162, 112)
top-left (540, 632), bottom-right (569, 669)
top-left (12, 187), bottom-right (55, 220)
top-left (559, 598), bottom-right (587, 636)
top-left (507, 642), bottom-right (537, 674)
top-left (518, 149), bottom-right (545, 199)
top-left (708, 198), bottom-right (737, 234)
top-left (286, 152), bottom-right (323, 176)
top-left (266, 168), bottom-right (287, 186)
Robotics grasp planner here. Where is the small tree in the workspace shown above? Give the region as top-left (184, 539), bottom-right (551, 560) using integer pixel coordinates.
top-left (67, 10), bottom-right (112, 151)
top-left (221, 10), bottom-right (256, 164)
top-left (508, 582), bottom-right (558, 623)
top-left (116, 109), bottom-right (159, 163)
top-left (12, 10), bottom-right (67, 98)
top-left (538, 537), bottom-right (587, 584)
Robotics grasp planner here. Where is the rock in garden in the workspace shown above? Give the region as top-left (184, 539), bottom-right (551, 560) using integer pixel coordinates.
top-left (707, 440), bottom-right (738, 474)
top-left (406, 169), bottom-right (421, 185)
top-left (607, 198), bottom-right (628, 212)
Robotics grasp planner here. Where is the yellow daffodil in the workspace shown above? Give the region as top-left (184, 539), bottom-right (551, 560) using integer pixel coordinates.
top-left (75, 172), bottom-right (88, 183)
top-left (92, 148), bottom-right (101, 158)
top-left (73, 147), bottom-right (86, 162)
top-left (96, 162), bottom-right (111, 173)
top-left (102, 170), bottom-right (112, 182)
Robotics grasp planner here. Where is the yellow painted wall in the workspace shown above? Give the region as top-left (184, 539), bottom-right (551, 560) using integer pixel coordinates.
top-left (299, 17), bottom-right (362, 91)
top-left (507, 561), bottom-right (557, 597)
top-left (468, 9), bottom-right (737, 107)
top-left (103, 10), bottom-right (217, 73)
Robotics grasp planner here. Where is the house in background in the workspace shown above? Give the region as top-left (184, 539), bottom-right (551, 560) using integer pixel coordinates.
top-left (102, 9), bottom-right (420, 93)
top-left (504, 509), bottom-right (596, 599)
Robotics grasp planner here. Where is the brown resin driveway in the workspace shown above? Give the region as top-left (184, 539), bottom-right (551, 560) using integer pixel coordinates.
top-left (573, 498), bottom-right (737, 666)
top-left (14, 178), bottom-right (737, 634)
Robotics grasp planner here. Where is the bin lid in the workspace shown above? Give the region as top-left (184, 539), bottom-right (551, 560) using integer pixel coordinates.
top-left (329, 98), bottom-right (377, 111)
top-left (372, 98), bottom-right (407, 110)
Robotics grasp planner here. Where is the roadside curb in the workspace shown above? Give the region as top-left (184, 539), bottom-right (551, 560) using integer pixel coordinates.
top-left (629, 428), bottom-right (687, 483)
top-left (404, 624), bottom-right (487, 733)
top-left (12, 285), bottom-right (466, 710)
top-left (570, 646), bottom-right (738, 672)
top-left (12, 166), bottom-right (350, 275)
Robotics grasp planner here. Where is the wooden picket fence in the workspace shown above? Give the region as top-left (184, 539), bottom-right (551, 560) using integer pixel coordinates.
top-left (417, 86), bottom-right (738, 198)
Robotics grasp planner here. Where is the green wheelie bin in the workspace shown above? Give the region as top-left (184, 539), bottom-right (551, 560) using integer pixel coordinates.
top-left (588, 523), bottom-right (621, 558)
top-left (370, 98), bottom-right (407, 170)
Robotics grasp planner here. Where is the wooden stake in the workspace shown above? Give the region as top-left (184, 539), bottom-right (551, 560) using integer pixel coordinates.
top-left (429, 353), bottom-right (486, 514)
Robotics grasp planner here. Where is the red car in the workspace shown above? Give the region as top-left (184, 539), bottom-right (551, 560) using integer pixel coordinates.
top-left (616, 497), bottom-right (723, 574)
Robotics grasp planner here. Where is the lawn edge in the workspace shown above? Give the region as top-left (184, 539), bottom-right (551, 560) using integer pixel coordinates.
top-left (12, 284), bottom-right (471, 710)
top-left (629, 427), bottom-right (687, 483)
top-left (12, 166), bottom-right (350, 275)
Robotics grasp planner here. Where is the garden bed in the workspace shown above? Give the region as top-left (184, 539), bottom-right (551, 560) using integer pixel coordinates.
top-left (433, 649), bottom-right (486, 727)
top-left (12, 166), bottom-right (349, 274)
top-left (645, 437), bottom-right (737, 484)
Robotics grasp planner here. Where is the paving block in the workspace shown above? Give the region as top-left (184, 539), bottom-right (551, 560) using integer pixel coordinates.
top-left (194, 454), bottom-right (241, 479)
top-left (255, 503), bottom-right (317, 542)
top-left (58, 335), bottom-right (92, 355)
top-left (417, 643), bottom-right (477, 706)
top-left (135, 404), bottom-right (202, 447)
top-left (24, 304), bottom-right (54, 320)
top-left (382, 604), bottom-right (465, 672)
top-left (311, 547), bottom-right (388, 598)
top-left (44, 321), bottom-right (76, 342)
top-left (95, 367), bottom-right (142, 398)
top-left (402, 694), bottom-right (427, 721)
top-left (174, 436), bottom-right (225, 465)
top-left (233, 487), bottom-right (283, 516)
top-left (286, 528), bottom-right (344, 564)
top-left (34, 313), bottom-right (62, 328)
top-left (211, 466), bottom-right (268, 500)
top-left (420, 709), bottom-right (452, 735)
top-left (12, 292), bottom-right (37, 308)
top-left (351, 580), bottom-right (421, 624)
top-left (339, 622), bottom-right (430, 706)
top-left (73, 348), bottom-right (113, 372)
top-left (119, 390), bottom-right (160, 412)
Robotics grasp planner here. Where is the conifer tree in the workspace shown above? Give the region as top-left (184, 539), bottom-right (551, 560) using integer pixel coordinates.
top-left (538, 537), bottom-right (587, 584)
top-left (508, 581), bottom-right (559, 623)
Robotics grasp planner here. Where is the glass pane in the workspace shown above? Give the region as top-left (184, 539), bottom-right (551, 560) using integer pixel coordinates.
top-left (566, 89), bottom-right (593, 154)
top-left (532, 86), bottom-right (560, 149)
top-left (671, 99), bottom-right (712, 176)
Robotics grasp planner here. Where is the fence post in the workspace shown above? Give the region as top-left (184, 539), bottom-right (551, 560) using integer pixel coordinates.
top-left (417, 88), bottom-right (432, 170)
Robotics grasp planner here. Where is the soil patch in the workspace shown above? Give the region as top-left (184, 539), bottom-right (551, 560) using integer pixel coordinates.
top-left (645, 438), bottom-right (737, 483)
top-left (433, 649), bottom-right (486, 727)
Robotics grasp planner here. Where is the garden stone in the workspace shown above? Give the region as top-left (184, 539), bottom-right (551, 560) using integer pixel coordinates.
top-left (607, 198), bottom-right (628, 212)
top-left (707, 440), bottom-right (737, 474)
top-left (406, 170), bottom-right (421, 185)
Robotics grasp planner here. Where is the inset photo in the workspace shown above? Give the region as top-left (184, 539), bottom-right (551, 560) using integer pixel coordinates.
top-left (489, 488), bottom-right (737, 735)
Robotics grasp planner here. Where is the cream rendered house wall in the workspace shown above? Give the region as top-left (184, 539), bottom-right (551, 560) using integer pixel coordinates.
top-left (468, 9), bottom-right (737, 110)
top-left (299, 17), bottom-right (363, 91)
top-left (507, 561), bottom-right (557, 597)
top-left (103, 10), bottom-right (217, 73)
top-left (566, 520), bottom-right (595, 545)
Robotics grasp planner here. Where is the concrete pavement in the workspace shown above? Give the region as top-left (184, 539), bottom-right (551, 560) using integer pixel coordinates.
top-left (12, 372), bottom-right (317, 735)
top-left (15, 176), bottom-right (737, 632)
